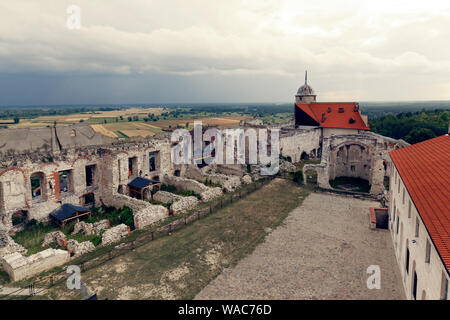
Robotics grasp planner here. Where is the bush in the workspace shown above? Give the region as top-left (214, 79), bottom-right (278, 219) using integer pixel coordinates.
top-left (292, 170), bottom-right (304, 184)
top-left (91, 235), bottom-right (102, 246)
top-left (12, 215), bottom-right (25, 226)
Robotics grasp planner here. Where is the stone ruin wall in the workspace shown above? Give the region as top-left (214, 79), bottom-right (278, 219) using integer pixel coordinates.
top-left (0, 137), bottom-right (173, 232)
top-left (303, 132), bottom-right (408, 195)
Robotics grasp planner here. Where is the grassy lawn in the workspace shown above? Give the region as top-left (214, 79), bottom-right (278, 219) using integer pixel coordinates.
top-left (329, 177), bottom-right (371, 193)
top-left (44, 178), bottom-right (309, 300)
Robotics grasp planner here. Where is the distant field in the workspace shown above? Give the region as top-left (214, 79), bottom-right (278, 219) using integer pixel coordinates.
top-left (152, 116), bottom-right (248, 129)
top-left (7, 107), bottom-right (164, 128)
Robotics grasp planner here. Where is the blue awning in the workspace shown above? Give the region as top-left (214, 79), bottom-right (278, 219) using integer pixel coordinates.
top-left (128, 177), bottom-right (158, 189)
top-left (50, 204), bottom-right (91, 222)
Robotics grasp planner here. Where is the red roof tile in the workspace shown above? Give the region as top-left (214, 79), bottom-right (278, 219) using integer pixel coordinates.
top-left (390, 135), bottom-right (450, 271)
top-left (295, 102), bottom-right (370, 130)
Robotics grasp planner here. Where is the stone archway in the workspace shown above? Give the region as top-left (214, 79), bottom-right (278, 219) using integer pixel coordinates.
top-left (328, 141), bottom-right (372, 193)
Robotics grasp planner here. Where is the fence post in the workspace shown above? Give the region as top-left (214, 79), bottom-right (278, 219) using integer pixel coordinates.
top-left (169, 224), bottom-right (172, 234)
top-left (151, 232), bottom-right (154, 241)
top-left (184, 217), bottom-right (187, 225)
top-left (50, 276), bottom-right (54, 287)
top-left (29, 283), bottom-right (34, 297)
top-left (209, 205), bottom-right (212, 214)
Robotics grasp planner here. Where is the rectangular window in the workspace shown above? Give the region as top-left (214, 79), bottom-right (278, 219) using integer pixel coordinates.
top-left (406, 247), bottom-right (410, 274)
top-left (402, 188), bottom-right (405, 204)
top-left (398, 178), bottom-right (400, 193)
top-left (415, 218), bottom-right (420, 238)
top-left (85, 165), bottom-right (96, 187)
top-left (128, 157), bottom-right (138, 177)
top-left (58, 170), bottom-right (73, 193)
top-left (149, 151), bottom-right (160, 172)
top-left (442, 273), bottom-right (449, 300)
top-left (408, 201), bottom-right (411, 219)
top-left (396, 216), bottom-right (400, 234)
top-left (425, 240), bottom-right (431, 264)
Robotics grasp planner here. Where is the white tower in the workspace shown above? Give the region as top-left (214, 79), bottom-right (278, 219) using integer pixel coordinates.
top-left (295, 71), bottom-right (317, 104)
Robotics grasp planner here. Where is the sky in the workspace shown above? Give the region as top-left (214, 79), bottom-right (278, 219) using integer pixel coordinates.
top-left (0, 0), bottom-right (449, 106)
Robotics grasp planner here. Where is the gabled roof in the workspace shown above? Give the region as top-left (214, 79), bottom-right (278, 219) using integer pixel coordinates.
top-left (50, 204), bottom-right (90, 222)
top-left (295, 102), bottom-right (370, 130)
top-left (128, 177), bottom-right (156, 189)
top-left (390, 135), bottom-right (450, 271)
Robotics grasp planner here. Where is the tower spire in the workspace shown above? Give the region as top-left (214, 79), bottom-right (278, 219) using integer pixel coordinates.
top-left (305, 70), bottom-right (308, 85)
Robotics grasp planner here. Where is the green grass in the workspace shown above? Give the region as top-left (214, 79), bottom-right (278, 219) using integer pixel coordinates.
top-left (329, 177), bottom-right (371, 193)
top-left (45, 178), bottom-right (309, 300)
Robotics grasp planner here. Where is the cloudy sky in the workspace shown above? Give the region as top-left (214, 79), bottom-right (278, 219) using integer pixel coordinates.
top-left (0, 0), bottom-right (449, 106)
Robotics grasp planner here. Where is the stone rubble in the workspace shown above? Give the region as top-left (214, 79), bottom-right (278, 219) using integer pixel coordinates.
top-left (42, 231), bottom-right (67, 247)
top-left (72, 219), bottom-right (110, 236)
top-left (0, 229), bottom-right (27, 259)
top-left (67, 239), bottom-right (95, 257)
top-left (101, 224), bottom-right (131, 246)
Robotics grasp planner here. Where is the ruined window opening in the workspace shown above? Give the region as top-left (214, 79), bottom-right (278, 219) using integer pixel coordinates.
top-left (300, 151), bottom-right (309, 160)
top-left (83, 193), bottom-right (95, 206)
top-left (59, 170), bottom-right (73, 193)
top-left (174, 170), bottom-right (181, 177)
top-left (152, 175), bottom-right (160, 182)
top-left (30, 172), bottom-right (45, 199)
top-left (149, 151), bottom-right (159, 172)
top-left (425, 240), bottom-right (431, 264)
top-left (128, 157), bottom-right (138, 177)
top-left (12, 210), bottom-right (28, 226)
top-left (85, 165), bottom-right (96, 187)
top-left (70, 129), bottom-right (76, 137)
top-left (350, 165), bottom-right (355, 172)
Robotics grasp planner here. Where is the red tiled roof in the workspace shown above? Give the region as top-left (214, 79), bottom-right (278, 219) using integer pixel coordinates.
top-left (295, 102), bottom-right (370, 130)
top-left (390, 135), bottom-right (450, 271)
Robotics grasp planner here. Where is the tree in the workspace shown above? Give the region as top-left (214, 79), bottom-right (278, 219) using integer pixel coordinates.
top-left (405, 128), bottom-right (436, 144)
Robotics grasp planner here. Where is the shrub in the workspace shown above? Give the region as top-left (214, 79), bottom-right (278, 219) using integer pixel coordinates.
top-left (91, 235), bottom-right (102, 246)
top-left (292, 170), bottom-right (304, 184)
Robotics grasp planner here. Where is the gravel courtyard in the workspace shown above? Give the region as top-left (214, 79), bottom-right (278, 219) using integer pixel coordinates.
top-left (196, 192), bottom-right (405, 300)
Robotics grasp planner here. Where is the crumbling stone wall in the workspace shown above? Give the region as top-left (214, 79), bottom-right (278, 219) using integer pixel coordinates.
top-left (1, 248), bottom-right (70, 282)
top-left (72, 220), bottom-right (109, 236)
top-left (67, 239), bottom-right (95, 257)
top-left (153, 191), bottom-right (199, 215)
top-left (0, 229), bottom-right (27, 259)
top-left (280, 127), bottom-right (321, 162)
top-left (101, 224), bottom-right (131, 245)
top-left (161, 174), bottom-right (222, 202)
top-left (102, 193), bottom-right (168, 230)
top-left (303, 132), bottom-right (408, 195)
top-left (42, 231), bottom-right (67, 247)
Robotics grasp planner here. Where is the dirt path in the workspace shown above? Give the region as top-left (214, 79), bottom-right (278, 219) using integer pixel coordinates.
top-left (196, 192), bottom-right (405, 300)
